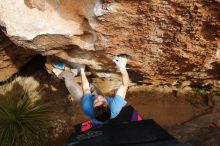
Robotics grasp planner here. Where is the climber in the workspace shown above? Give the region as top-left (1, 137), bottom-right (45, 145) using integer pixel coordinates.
top-left (81, 55), bottom-right (130, 124)
top-left (51, 55), bottom-right (130, 124)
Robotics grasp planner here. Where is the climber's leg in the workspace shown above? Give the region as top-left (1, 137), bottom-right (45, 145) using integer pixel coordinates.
top-left (61, 71), bottom-right (83, 102)
top-left (52, 63), bottom-right (83, 102)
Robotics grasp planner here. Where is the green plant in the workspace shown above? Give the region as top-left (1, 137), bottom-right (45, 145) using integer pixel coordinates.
top-left (0, 92), bottom-right (49, 146)
top-left (215, 91), bottom-right (220, 96)
top-left (191, 84), bottom-right (211, 97)
top-left (213, 86), bottom-right (220, 96)
top-left (194, 87), bottom-right (209, 97)
top-left (191, 85), bottom-right (211, 105)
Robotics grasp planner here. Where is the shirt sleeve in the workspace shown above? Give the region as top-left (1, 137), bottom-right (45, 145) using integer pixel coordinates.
top-left (82, 93), bottom-right (94, 119)
top-left (109, 95), bottom-right (127, 119)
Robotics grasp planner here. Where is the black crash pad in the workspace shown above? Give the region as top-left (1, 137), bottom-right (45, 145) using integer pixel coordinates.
top-left (65, 119), bottom-right (178, 146)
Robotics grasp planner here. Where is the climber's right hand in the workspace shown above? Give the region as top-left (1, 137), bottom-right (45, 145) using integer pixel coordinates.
top-left (113, 56), bottom-right (128, 72)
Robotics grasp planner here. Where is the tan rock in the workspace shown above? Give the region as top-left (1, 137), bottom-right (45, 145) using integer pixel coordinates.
top-left (182, 81), bottom-right (192, 88)
top-left (0, 0), bottom-right (220, 85)
top-left (0, 0), bottom-right (97, 51)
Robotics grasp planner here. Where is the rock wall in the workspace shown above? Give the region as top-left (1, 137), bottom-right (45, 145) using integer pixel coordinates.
top-left (94, 0), bottom-right (220, 85)
top-left (0, 0), bottom-right (220, 86)
top-left (0, 30), bottom-right (33, 82)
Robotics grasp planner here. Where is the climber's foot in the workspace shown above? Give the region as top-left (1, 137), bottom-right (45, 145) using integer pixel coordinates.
top-left (52, 62), bottom-right (65, 78)
top-left (52, 68), bottom-right (63, 78)
top-left (53, 62), bottom-right (81, 77)
top-left (53, 62), bottom-right (65, 70)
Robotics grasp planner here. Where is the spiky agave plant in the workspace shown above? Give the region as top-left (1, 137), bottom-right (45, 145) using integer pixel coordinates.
top-left (0, 92), bottom-right (49, 146)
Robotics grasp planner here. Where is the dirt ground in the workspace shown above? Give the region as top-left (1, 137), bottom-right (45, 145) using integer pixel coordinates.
top-left (0, 60), bottom-right (219, 146)
top-left (126, 85), bottom-right (209, 127)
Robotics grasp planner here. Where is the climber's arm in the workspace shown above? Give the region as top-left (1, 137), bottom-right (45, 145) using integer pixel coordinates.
top-left (115, 68), bottom-right (129, 99)
top-left (114, 56), bottom-right (130, 99)
top-left (80, 65), bottom-right (91, 94)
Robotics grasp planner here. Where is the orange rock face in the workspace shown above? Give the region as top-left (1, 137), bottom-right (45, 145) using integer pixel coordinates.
top-left (0, 0), bottom-right (220, 85)
top-left (94, 0), bottom-right (220, 85)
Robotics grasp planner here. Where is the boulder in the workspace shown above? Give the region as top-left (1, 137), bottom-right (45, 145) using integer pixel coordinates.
top-left (0, 0), bottom-right (220, 85)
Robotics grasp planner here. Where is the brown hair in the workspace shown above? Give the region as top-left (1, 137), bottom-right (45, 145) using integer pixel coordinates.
top-left (93, 103), bottom-right (111, 122)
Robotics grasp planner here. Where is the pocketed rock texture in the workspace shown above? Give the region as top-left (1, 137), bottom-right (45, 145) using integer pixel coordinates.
top-left (0, 0), bottom-right (220, 85)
